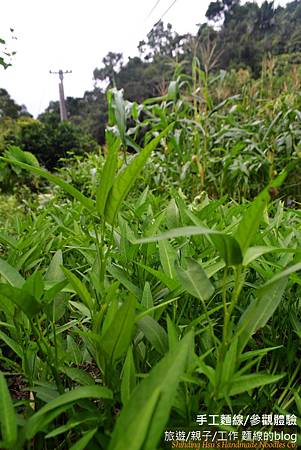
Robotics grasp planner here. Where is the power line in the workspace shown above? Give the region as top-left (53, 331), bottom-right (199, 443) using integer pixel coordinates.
top-left (156, 0), bottom-right (178, 23)
top-left (146, 0), bottom-right (161, 19)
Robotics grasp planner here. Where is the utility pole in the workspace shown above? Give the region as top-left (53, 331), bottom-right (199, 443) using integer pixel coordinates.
top-left (49, 69), bottom-right (72, 121)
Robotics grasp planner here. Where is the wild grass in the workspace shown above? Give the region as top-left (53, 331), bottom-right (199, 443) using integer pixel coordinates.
top-left (0, 66), bottom-right (300, 449)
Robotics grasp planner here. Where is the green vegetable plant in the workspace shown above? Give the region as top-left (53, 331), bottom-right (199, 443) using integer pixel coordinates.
top-left (0, 81), bottom-right (300, 450)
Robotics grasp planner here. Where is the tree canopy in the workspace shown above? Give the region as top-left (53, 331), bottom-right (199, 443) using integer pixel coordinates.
top-left (2, 0), bottom-right (301, 151)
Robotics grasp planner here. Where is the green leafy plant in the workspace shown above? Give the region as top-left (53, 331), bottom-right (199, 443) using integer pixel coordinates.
top-left (0, 79), bottom-right (300, 450)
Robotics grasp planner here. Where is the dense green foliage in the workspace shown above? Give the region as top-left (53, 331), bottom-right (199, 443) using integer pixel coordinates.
top-left (0, 2), bottom-right (301, 449)
top-left (32, 0), bottom-right (301, 144)
top-left (0, 116), bottom-right (99, 175)
top-left (204, 0), bottom-right (301, 73)
top-left (0, 66), bottom-right (300, 448)
top-left (0, 89), bottom-right (30, 119)
top-left (38, 88), bottom-right (108, 144)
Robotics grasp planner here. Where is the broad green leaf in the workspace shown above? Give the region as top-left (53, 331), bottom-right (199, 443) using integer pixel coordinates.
top-left (0, 257), bottom-right (24, 288)
top-left (101, 295), bottom-right (136, 362)
top-left (165, 198), bottom-right (180, 229)
top-left (221, 337), bottom-right (238, 388)
top-left (45, 415), bottom-right (96, 438)
top-left (226, 373), bottom-right (285, 398)
top-left (66, 335), bottom-right (82, 365)
top-left (175, 258), bottom-right (214, 302)
top-left (205, 260), bottom-right (225, 278)
top-left (116, 389), bottom-right (161, 450)
top-left (121, 347), bottom-right (136, 406)
top-left (45, 292), bottom-right (69, 322)
top-left (243, 246), bottom-right (298, 266)
top-left (137, 316), bottom-right (169, 355)
top-left (134, 226), bottom-right (242, 266)
top-left (263, 261), bottom-right (301, 287)
top-left (238, 346), bottom-right (281, 363)
top-left (243, 246), bottom-right (277, 266)
top-left (44, 254), bottom-right (68, 322)
top-left (0, 232), bottom-right (18, 250)
top-left (43, 280), bottom-right (68, 303)
top-left (96, 132), bottom-right (120, 215)
top-left (69, 301), bottom-right (90, 318)
top-left (61, 367), bottom-right (94, 386)
top-left (0, 372), bottom-right (17, 448)
top-left (110, 88), bottom-right (127, 143)
top-left (109, 332), bottom-right (193, 450)
top-left (141, 282), bottom-right (154, 316)
top-left (136, 262), bottom-right (179, 291)
top-left (167, 80), bottom-right (179, 100)
top-left (108, 265), bottom-right (141, 298)
top-left (235, 191), bottom-right (269, 255)
top-left (44, 250), bottom-right (65, 282)
top-left (25, 386), bottom-right (113, 440)
top-left (166, 315), bottom-right (179, 350)
top-left (0, 330), bottom-right (22, 358)
top-left (196, 360), bottom-right (216, 386)
top-left (1, 157), bottom-right (95, 212)
top-left (210, 234), bottom-right (242, 266)
top-left (23, 271), bottom-right (44, 300)
top-left (30, 383), bottom-right (59, 403)
top-left (217, 338), bottom-right (239, 398)
top-left (25, 404), bottom-right (71, 440)
top-left (235, 172), bottom-right (287, 255)
top-left (105, 125), bottom-right (172, 224)
top-left (4, 145), bottom-right (39, 168)
top-left (101, 295), bottom-right (118, 336)
top-left (63, 267), bottom-right (93, 311)
top-left (236, 277), bottom-right (288, 353)
top-left (158, 240), bottom-right (177, 279)
top-left (0, 284), bottom-right (41, 318)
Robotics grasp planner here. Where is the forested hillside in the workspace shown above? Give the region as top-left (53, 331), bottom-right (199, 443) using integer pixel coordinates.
top-left (2, 0), bottom-right (301, 148)
top-left (40, 0), bottom-right (301, 142)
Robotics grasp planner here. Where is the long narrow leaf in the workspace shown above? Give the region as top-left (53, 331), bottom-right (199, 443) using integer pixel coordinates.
top-left (69, 428), bottom-right (98, 450)
top-left (0, 284), bottom-right (41, 318)
top-left (137, 316), bottom-right (169, 355)
top-left (235, 172), bottom-right (287, 255)
top-left (1, 158), bottom-right (95, 211)
top-left (175, 258), bottom-right (214, 302)
top-left (109, 332), bottom-right (193, 450)
top-left (62, 267), bottom-right (94, 311)
top-left (226, 373), bottom-right (285, 397)
top-left (121, 347), bottom-right (136, 406)
top-left (243, 246), bottom-right (298, 266)
top-left (96, 132), bottom-right (120, 215)
top-left (134, 226), bottom-right (242, 266)
top-left (0, 372), bottom-right (17, 448)
top-left (0, 258), bottom-right (24, 288)
top-left (101, 295), bottom-right (136, 362)
top-left (235, 190), bottom-right (270, 255)
top-left (25, 386), bottom-right (112, 440)
top-left (105, 125), bottom-right (173, 224)
top-left (236, 277), bottom-right (288, 353)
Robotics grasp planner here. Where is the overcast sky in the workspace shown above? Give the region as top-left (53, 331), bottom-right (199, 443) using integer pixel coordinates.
top-left (0, 0), bottom-right (290, 117)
